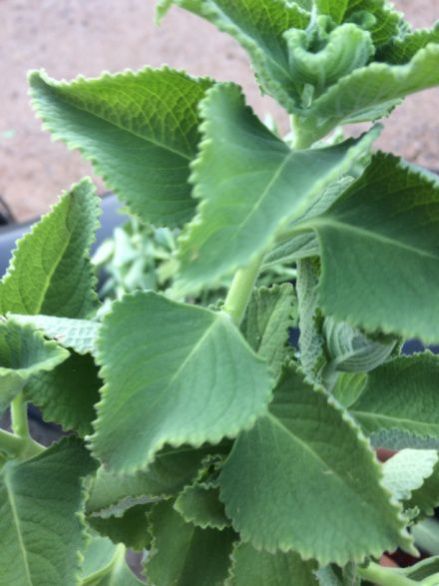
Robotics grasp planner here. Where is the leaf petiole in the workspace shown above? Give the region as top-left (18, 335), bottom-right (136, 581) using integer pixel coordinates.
top-left (11, 392), bottom-right (30, 439)
top-left (223, 254), bottom-right (264, 325)
top-left (358, 562), bottom-right (417, 586)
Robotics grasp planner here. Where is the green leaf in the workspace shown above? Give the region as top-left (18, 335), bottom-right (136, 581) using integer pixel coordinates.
top-left (174, 482), bottom-right (230, 530)
top-left (81, 540), bottom-right (142, 586)
top-left (332, 372), bottom-right (367, 408)
top-left (343, 0), bottom-right (405, 47)
top-left (0, 438), bottom-right (96, 586)
top-left (91, 292), bottom-right (273, 474)
top-left (80, 536), bottom-right (117, 583)
top-left (145, 501), bottom-right (235, 586)
top-left (350, 354), bottom-right (439, 443)
top-left (161, 0), bottom-right (309, 112)
top-left (88, 503), bottom-right (151, 551)
top-left (219, 364), bottom-right (412, 565)
top-left (29, 69), bottom-right (213, 227)
top-left (0, 179), bottom-right (100, 318)
top-left (24, 352), bottom-right (101, 437)
top-left (378, 23), bottom-right (439, 64)
top-left (226, 542), bottom-right (318, 586)
top-left (241, 284), bottom-right (296, 380)
top-left (176, 82), bottom-right (379, 292)
top-left (298, 43), bottom-right (439, 142)
top-left (382, 449), bottom-right (439, 502)
top-left (86, 445), bottom-right (212, 515)
top-left (0, 320), bottom-right (68, 414)
top-left (303, 154), bottom-right (439, 342)
top-left (11, 314), bottom-right (99, 355)
top-left (407, 459), bottom-right (439, 518)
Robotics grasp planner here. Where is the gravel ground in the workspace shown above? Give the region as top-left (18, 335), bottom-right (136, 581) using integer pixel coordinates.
top-left (0, 0), bottom-right (438, 221)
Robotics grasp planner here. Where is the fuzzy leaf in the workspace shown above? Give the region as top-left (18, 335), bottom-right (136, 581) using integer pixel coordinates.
top-left (0, 320), bottom-right (68, 414)
top-left (86, 445), bottom-right (212, 515)
top-left (24, 352), bottom-right (101, 437)
top-left (91, 292), bottom-right (273, 474)
top-left (219, 365), bottom-right (411, 565)
top-left (304, 155), bottom-right (439, 342)
top-left (174, 482), bottom-right (230, 530)
top-left (0, 179), bottom-right (100, 318)
top-left (378, 23), bottom-right (439, 64)
top-left (177, 83), bottom-right (379, 292)
top-left (350, 354), bottom-right (439, 442)
top-left (241, 284), bottom-right (296, 380)
top-left (88, 503), bottom-right (151, 552)
top-left (332, 372), bottom-right (367, 409)
top-left (408, 460), bottom-right (439, 518)
top-left (29, 69), bottom-right (213, 227)
top-left (11, 314), bottom-right (99, 355)
top-left (382, 449), bottom-right (439, 502)
top-left (298, 43), bottom-right (439, 142)
top-left (146, 501), bottom-right (235, 586)
top-left (0, 438), bottom-right (96, 586)
top-left (226, 542), bottom-right (318, 586)
top-left (161, 0), bottom-right (309, 112)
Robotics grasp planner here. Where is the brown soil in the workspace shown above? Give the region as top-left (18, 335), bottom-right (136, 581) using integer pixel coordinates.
top-left (1, 0), bottom-right (438, 221)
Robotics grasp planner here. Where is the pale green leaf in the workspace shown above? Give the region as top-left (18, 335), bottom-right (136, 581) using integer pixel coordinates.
top-left (226, 541), bottom-right (318, 586)
top-left (24, 352), bottom-right (101, 437)
top-left (343, 0), bottom-right (405, 46)
top-left (80, 536), bottom-right (117, 583)
top-left (350, 354), bottom-right (439, 442)
top-left (298, 43), bottom-right (439, 142)
top-left (174, 482), bottom-right (230, 530)
top-left (382, 449), bottom-right (439, 502)
top-left (29, 69), bottom-right (213, 227)
top-left (81, 540), bottom-right (142, 586)
top-left (91, 292), bottom-right (273, 474)
top-left (11, 314), bottom-right (99, 355)
top-left (302, 154), bottom-right (439, 342)
top-left (219, 365), bottom-right (412, 565)
top-left (0, 179), bottom-right (100, 318)
top-left (146, 501), bottom-right (235, 586)
top-left (407, 459), bottom-right (439, 518)
top-left (0, 438), bottom-right (96, 586)
top-left (0, 320), bottom-right (68, 414)
top-left (323, 317), bottom-right (396, 373)
top-left (161, 0), bottom-right (309, 112)
top-left (86, 445), bottom-right (212, 515)
top-left (176, 82), bottom-right (379, 292)
top-left (332, 372), bottom-right (367, 408)
top-left (241, 284), bottom-right (296, 380)
top-left (88, 503), bottom-right (151, 551)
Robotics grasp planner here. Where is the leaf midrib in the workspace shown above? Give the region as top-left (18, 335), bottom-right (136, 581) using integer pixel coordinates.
top-left (3, 466), bottom-right (33, 586)
top-left (267, 410), bottom-right (383, 511)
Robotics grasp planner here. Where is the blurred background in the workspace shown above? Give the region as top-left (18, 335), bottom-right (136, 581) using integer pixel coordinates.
top-left (1, 0), bottom-right (438, 222)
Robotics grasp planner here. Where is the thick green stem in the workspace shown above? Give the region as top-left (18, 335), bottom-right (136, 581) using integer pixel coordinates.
top-left (223, 254), bottom-right (264, 325)
top-left (0, 428), bottom-right (25, 457)
top-left (11, 393), bottom-right (30, 439)
top-left (358, 563), bottom-right (416, 586)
